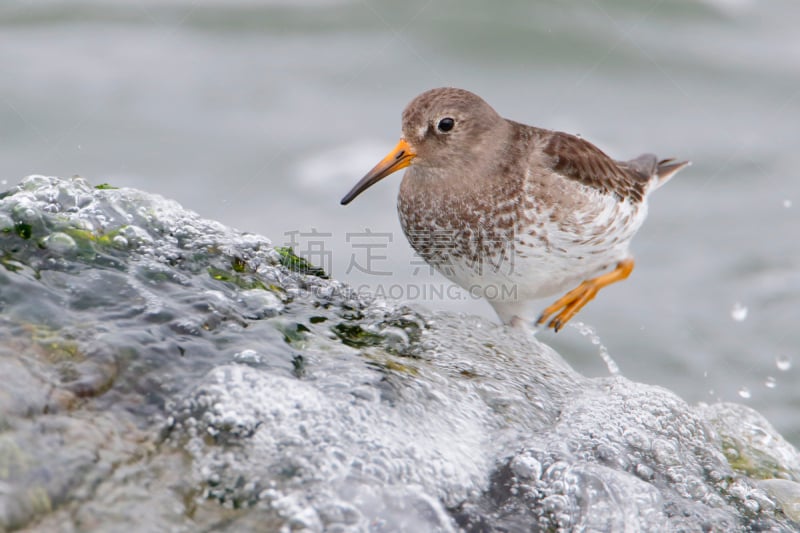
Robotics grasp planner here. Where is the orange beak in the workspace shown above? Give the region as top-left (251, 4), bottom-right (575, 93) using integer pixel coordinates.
top-left (340, 139), bottom-right (416, 205)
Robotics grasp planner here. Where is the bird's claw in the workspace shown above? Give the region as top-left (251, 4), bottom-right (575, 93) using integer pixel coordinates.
top-left (536, 284), bottom-right (596, 332)
top-left (535, 259), bottom-right (635, 333)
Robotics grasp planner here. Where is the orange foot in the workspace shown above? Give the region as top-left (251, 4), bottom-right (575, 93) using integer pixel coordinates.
top-left (536, 258), bottom-right (635, 332)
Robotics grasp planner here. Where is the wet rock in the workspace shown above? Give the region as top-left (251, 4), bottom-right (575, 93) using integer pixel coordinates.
top-left (0, 175), bottom-right (798, 531)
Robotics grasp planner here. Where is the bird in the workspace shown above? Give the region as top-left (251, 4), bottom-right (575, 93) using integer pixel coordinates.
top-left (340, 87), bottom-right (688, 331)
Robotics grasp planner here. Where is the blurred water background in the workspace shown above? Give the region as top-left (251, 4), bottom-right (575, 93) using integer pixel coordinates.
top-left (1, 0), bottom-right (798, 444)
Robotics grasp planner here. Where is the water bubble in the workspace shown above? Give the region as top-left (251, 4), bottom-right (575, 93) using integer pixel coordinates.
top-left (765, 376), bottom-right (777, 389)
top-left (542, 494), bottom-right (569, 513)
top-left (783, 199), bottom-right (793, 208)
top-left (730, 302), bottom-right (748, 322)
top-left (510, 455), bottom-right (542, 480)
top-left (234, 349), bottom-right (262, 364)
top-left (738, 387), bottom-right (751, 399)
top-left (635, 464), bottom-right (654, 480)
top-left (41, 232), bottom-right (77, 254)
top-left (776, 355), bottom-right (792, 371)
top-left (381, 326), bottom-right (410, 351)
top-left (652, 439), bottom-right (681, 466)
top-left (744, 499), bottom-right (760, 513)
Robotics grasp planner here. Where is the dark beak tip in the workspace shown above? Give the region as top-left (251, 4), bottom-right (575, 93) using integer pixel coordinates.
top-left (339, 139), bottom-right (414, 208)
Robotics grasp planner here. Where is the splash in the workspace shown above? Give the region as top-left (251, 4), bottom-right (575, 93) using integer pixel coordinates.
top-left (571, 321), bottom-right (621, 375)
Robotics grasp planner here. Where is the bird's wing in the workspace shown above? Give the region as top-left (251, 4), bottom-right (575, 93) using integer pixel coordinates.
top-left (541, 131), bottom-right (648, 202)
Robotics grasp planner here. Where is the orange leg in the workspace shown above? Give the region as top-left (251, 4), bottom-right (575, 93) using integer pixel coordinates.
top-left (536, 258), bottom-right (634, 332)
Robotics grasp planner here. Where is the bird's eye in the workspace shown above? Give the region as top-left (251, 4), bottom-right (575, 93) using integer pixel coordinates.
top-left (437, 117), bottom-right (455, 133)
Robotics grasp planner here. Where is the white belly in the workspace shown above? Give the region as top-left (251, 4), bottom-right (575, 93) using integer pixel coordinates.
top-left (430, 191), bottom-right (649, 322)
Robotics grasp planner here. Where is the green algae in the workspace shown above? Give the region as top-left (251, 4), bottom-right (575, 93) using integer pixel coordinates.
top-left (369, 358), bottom-right (418, 376)
top-left (275, 246), bottom-right (327, 279)
top-left (273, 320), bottom-right (310, 346)
top-left (231, 256), bottom-right (247, 273)
top-left (291, 354), bottom-right (306, 378)
top-left (208, 266), bottom-right (268, 291)
top-left (702, 403), bottom-right (800, 483)
top-left (0, 436), bottom-right (33, 479)
top-left (21, 324), bottom-right (84, 363)
top-left (0, 253), bottom-right (24, 273)
top-left (331, 323), bottom-right (384, 349)
top-left (722, 440), bottom-right (796, 482)
top-left (63, 226), bottom-right (128, 247)
top-left (14, 222), bottom-right (32, 240)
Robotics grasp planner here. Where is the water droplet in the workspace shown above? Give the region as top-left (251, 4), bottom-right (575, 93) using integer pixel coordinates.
top-left (731, 302), bottom-right (748, 322)
top-left (571, 321), bottom-right (619, 375)
top-left (738, 387), bottom-right (751, 399)
top-left (776, 355), bottom-right (792, 371)
top-left (765, 376), bottom-right (777, 389)
top-left (783, 199), bottom-right (793, 208)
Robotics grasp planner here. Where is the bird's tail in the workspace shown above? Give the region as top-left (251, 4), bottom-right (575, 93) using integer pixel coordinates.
top-left (620, 154), bottom-right (690, 193)
top-left (653, 158), bottom-right (691, 189)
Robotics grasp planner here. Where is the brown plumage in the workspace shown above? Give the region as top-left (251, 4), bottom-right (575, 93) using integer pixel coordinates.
top-left (341, 87), bottom-right (689, 330)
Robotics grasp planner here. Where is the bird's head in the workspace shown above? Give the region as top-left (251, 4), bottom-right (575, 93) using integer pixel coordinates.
top-left (340, 87), bottom-right (503, 205)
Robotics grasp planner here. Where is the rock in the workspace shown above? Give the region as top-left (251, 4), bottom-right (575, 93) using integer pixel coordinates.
top-left (0, 175), bottom-right (798, 531)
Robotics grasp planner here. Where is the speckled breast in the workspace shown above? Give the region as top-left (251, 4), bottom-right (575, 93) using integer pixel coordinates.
top-left (396, 178), bottom-right (524, 285)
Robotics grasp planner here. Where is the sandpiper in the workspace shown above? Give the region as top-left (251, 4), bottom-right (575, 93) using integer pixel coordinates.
top-left (341, 88), bottom-right (688, 331)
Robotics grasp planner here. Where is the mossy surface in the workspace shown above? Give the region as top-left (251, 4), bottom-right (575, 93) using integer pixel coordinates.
top-left (208, 266), bottom-right (268, 291)
top-left (275, 246), bottom-right (327, 279)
